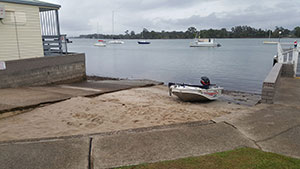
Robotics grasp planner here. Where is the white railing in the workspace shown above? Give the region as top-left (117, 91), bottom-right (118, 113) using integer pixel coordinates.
top-left (42, 35), bottom-right (68, 56)
top-left (277, 43), bottom-right (294, 63)
top-left (277, 42), bottom-right (299, 75)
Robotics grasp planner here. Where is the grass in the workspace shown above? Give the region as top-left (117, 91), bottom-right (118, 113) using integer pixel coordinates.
top-left (115, 147), bottom-right (300, 169)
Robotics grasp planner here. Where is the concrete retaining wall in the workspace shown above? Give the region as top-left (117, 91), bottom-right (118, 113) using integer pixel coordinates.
top-left (0, 53), bottom-right (86, 88)
top-left (261, 63), bottom-right (282, 104)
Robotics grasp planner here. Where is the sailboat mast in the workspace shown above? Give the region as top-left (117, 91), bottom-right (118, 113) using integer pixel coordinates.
top-left (97, 22), bottom-right (99, 39)
top-left (112, 11), bottom-right (114, 35)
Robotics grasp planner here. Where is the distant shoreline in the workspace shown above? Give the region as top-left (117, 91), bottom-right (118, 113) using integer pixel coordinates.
top-left (70, 37), bottom-right (296, 40)
top-left (74, 25), bottom-right (300, 39)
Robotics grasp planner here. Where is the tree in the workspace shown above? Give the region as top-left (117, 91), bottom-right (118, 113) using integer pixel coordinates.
top-left (125, 30), bottom-right (129, 35)
top-left (130, 31), bottom-right (135, 36)
top-left (186, 27), bottom-right (197, 33)
top-left (294, 27), bottom-right (300, 37)
top-left (272, 26), bottom-right (290, 38)
top-left (142, 28), bottom-right (149, 33)
top-left (186, 27), bottom-right (198, 38)
top-left (78, 25), bottom-right (296, 39)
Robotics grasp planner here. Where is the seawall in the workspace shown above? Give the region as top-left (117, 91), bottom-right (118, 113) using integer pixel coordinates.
top-left (0, 53), bottom-right (86, 88)
top-left (261, 63), bottom-right (294, 104)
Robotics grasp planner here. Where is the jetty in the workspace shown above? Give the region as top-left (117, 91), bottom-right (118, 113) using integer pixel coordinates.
top-left (260, 42), bottom-right (300, 104)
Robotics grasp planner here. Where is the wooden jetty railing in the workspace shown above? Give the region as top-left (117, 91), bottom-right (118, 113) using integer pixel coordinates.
top-left (42, 35), bottom-right (68, 56)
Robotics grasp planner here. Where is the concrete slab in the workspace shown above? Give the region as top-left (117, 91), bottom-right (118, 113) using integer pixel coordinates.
top-left (92, 122), bottom-right (257, 169)
top-left (214, 77), bottom-right (300, 158)
top-left (0, 88), bottom-right (71, 112)
top-left (0, 79), bottom-right (162, 113)
top-left (274, 78), bottom-right (300, 107)
top-left (68, 79), bottom-right (163, 93)
top-left (30, 86), bottom-right (100, 97)
top-left (99, 79), bottom-right (163, 86)
top-left (0, 103), bottom-right (15, 112)
top-left (0, 138), bottom-right (90, 169)
top-left (258, 126), bottom-right (300, 158)
top-left (215, 104), bottom-right (300, 142)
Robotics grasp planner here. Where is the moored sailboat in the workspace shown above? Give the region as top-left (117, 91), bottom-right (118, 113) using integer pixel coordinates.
top-left (137, 31), bottom-right (150, 44)
top-left (263, 30), bottom-right (278, 44)
top-left (108, 11), bottom-right (124, 45)
top-left (94, 23), bottom-right (107, 47)
top-left (94, 40), bottom-right (106, 47)
top-left (138, 40), bottom-right (150, 44)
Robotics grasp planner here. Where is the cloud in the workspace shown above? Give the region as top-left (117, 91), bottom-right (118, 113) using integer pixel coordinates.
top-left (43, 0), bottom-right (300, 36)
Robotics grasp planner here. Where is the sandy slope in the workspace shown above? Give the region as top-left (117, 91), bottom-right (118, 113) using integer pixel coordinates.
top-left (0, 85), bottom-right (260, 142)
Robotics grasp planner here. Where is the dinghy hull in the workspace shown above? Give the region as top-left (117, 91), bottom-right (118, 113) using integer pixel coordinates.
top-left (169, 84), bottom-right (223, 102)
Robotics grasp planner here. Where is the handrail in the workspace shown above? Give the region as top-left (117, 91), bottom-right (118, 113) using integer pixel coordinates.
top-left (42, 35), bottom-right (68, 56)
top-left (276, 42), bottom-right (300, 77)
top-left (277, 43), bottom-right (296, 64)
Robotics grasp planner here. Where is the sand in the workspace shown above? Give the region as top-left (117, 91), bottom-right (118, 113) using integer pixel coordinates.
top-left (0, 85), bottom-right (261, 142)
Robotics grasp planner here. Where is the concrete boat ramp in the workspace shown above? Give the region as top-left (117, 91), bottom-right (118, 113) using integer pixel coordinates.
top-left (0, 79), bottom-right (162, 113)
top-left (0, 78), bottom-right (300, 169)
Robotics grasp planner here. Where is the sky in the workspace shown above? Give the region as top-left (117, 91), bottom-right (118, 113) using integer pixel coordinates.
top-left (43, 0), bottom-right (300, 36)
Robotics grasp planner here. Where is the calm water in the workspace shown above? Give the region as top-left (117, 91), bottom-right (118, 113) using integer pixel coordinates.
top-left (68, 38), bottom-right (297, 93)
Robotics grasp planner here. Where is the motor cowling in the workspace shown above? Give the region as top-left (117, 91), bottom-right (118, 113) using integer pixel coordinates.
top-left (200, 76), bottom-right (210, 89)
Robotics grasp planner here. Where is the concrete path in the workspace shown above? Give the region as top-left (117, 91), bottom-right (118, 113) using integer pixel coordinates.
top-left (0, 79), bottom-right (162, 113)
top-left (92, 122), bottom-right (256, 169)
top-left (0, 137), bottom-right (90, 169)
top-left (214, 78), bottom-right (300, 158)
top-left (0, 121), bottom-right (257, 169)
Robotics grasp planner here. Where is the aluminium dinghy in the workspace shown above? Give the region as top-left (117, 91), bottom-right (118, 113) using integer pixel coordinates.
top-left (168, 77), bottom-right (223, 102)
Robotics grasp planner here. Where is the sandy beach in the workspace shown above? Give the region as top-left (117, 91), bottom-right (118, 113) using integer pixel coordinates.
top-left (0, 85), bottom-right (263, 142)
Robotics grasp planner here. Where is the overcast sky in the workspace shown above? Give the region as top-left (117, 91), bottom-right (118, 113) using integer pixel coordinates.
top-left (43, 0), bottom-right (300, 36)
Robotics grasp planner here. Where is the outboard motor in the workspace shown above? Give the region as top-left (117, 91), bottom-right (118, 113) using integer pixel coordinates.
top-left (200, 76), bottom-right (210, 89)
top-left (273, 55), bottom-right (278, 66)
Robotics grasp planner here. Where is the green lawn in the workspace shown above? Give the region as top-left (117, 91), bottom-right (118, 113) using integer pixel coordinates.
top-left (116, 147), bottom-right (300, 169)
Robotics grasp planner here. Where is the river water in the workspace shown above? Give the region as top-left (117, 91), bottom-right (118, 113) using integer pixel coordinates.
top-left (68, 38), bottom-right (297, 93)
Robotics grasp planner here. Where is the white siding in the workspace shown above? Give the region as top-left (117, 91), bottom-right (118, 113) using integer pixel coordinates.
top-left (0, 2), bottom-right (43, 61)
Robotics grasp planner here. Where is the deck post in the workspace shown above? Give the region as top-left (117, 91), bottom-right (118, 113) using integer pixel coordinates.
top-left (55, 9), bottom-right (62, 54)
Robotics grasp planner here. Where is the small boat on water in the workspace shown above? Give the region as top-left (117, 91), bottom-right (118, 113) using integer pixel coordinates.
top-left (263, 31), bottom-right (278, 45)
top-left (168, 77), bottom-right (223, 102)
top-left (138, 40), bottom-right (150, 44)
top-left (108, 40), bottom-right (124, 44)
top-left (94, 40), bottom-right (106, 47)
top-left (190, 38), bottom-right (221, 47)
top-left (138, 31), bottom-right (151, 44)
top-left (66, 38), bottom-right (72, 43)
top-left (263, 41), bottom-right (278, 45)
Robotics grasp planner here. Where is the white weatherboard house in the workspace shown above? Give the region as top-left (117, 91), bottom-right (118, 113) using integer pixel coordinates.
top-left (0, 0), bottom-right (63, 61)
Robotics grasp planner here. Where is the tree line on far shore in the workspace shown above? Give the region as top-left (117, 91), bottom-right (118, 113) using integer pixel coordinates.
top-left (78, 26), bottom-right (300, 39)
